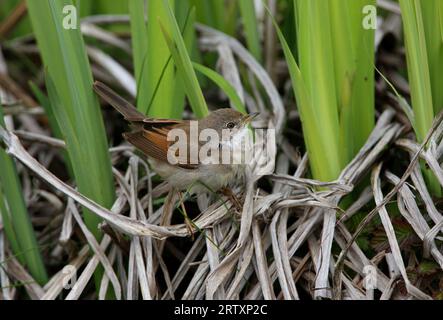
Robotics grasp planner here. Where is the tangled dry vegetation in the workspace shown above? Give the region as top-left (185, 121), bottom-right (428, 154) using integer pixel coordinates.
top-left (1, 3), bottom-right (443, 300)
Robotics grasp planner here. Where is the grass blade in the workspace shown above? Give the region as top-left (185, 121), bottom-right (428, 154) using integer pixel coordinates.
top-left (239, 0), bottom-right (262, 62)
top-left (190, 0), bottom-right (234, 35)
top-left (27, 0), bottom-right (116, 239)
top-left (29, 82), bottom-right (74, 177)
top-left (0, 105), bottom-right (47, 285)
top-left (192, 62), bottom-right (246, 113)
top-left (294, 0), bottom-right (342, 180)
top-left (128, 0), bottom-right (148, 88)
top-left (329, 0), bottom-right (375, 164)
top-left (171, 6), bottom-right (196, 115)
top-left (160, 0), bottom-right (208, 118)
top-left (266, 3), bottom-right (341, 181)
top-left (130, 0), bottom-right (190, 119)
top-left (143, 0), bottom-right (178, 117)
top-left (399, 0), bottom-right (434, 142)
top-left (440, 1), bottom-right (443, 42)
top-left (420, 0), bottom-right (443, 114)
top-left (400, 0), bottom-right (440, 195)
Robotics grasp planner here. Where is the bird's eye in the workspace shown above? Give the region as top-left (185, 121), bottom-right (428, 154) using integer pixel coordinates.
top-left (226, 122), bottom-right (235, 129)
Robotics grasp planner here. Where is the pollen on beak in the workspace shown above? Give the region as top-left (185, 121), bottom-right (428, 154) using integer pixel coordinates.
top-left (242, 112), bottom-right (259, 124)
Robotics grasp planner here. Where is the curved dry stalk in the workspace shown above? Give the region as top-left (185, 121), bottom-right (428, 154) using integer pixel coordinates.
top-left (333, 110), bottom-right (443, 299)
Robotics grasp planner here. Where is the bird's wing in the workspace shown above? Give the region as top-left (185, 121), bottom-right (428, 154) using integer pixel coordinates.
top-left (125, 122), bottom-right (198, 170)
top-left (94, 81), bottom-right (198, 168)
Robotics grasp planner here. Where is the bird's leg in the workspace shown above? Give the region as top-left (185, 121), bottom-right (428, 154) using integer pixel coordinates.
top-left (178, 191), bottom-right (195, 239)
top-left (220, 187), bottom-right (243, 213)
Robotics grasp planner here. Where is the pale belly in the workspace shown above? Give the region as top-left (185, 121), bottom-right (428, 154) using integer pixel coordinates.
top-left (148, 158), bottom-right (244, 194)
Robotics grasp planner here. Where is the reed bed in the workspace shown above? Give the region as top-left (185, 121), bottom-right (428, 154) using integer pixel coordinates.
top-left (0, 0), bottom-right (443, 300)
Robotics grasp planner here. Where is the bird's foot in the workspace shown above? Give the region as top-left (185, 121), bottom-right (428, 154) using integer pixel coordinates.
top-left (178, 191), bottom-right (195, 240)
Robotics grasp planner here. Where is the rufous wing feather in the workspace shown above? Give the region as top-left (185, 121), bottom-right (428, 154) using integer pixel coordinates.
top-left (124, 130), bottom-right (169, 162)
top-left (93, 80), bottom-right (198, 169)
top-left (124, 127), bottom-right (198, 170)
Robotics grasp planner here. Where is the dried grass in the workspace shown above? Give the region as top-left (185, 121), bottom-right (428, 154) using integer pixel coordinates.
top-left (1, 8), bottom-right (443, 300)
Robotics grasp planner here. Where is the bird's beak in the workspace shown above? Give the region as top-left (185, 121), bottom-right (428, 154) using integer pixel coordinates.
top-left (241, 112), bottom-right (259, 124)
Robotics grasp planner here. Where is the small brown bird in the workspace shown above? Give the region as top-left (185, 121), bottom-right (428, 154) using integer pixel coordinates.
top-left (93, 81), bottom-right (257, 197)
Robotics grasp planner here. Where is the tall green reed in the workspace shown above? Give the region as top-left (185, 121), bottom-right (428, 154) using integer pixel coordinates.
top-left (27, 0), bottom-right (115, 239)
top-left (160, 0), bottom-right (208, 118)
top-left (399, 0), bottom-right (442, 195)
top-left (419, 0), bottom-right (443, 115)
top-left (130, 0), bottom-right (178, 117)
top-left (0, 106), bottom-right (47, 285)
top-left (239, 0), bottom-right (262, 62)
top-left (130, 0), bottom-right (197, 119)
top-left (268, 0), bottom-right (375, 182)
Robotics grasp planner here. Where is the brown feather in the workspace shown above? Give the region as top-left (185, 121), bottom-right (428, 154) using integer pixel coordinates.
top-left (93, 81), bottom-right (242, 172)
top-left (124, 128), bottom-right (198, 170)
top-left (143, 118), bottom-right (182, 125)
top-left (123, 130), bottom-right (168, 161)
top-left (93, 81), bottom-right (146, 122)
top-left (94, 81), bottom-right (183, 128)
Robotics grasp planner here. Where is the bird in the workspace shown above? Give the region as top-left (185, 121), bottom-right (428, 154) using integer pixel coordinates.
top-left (93, 81), bottom-right (258, 200)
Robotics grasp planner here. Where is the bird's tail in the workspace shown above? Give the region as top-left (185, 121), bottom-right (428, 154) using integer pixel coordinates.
top-left (93, 81), bottom-right (146, 122)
